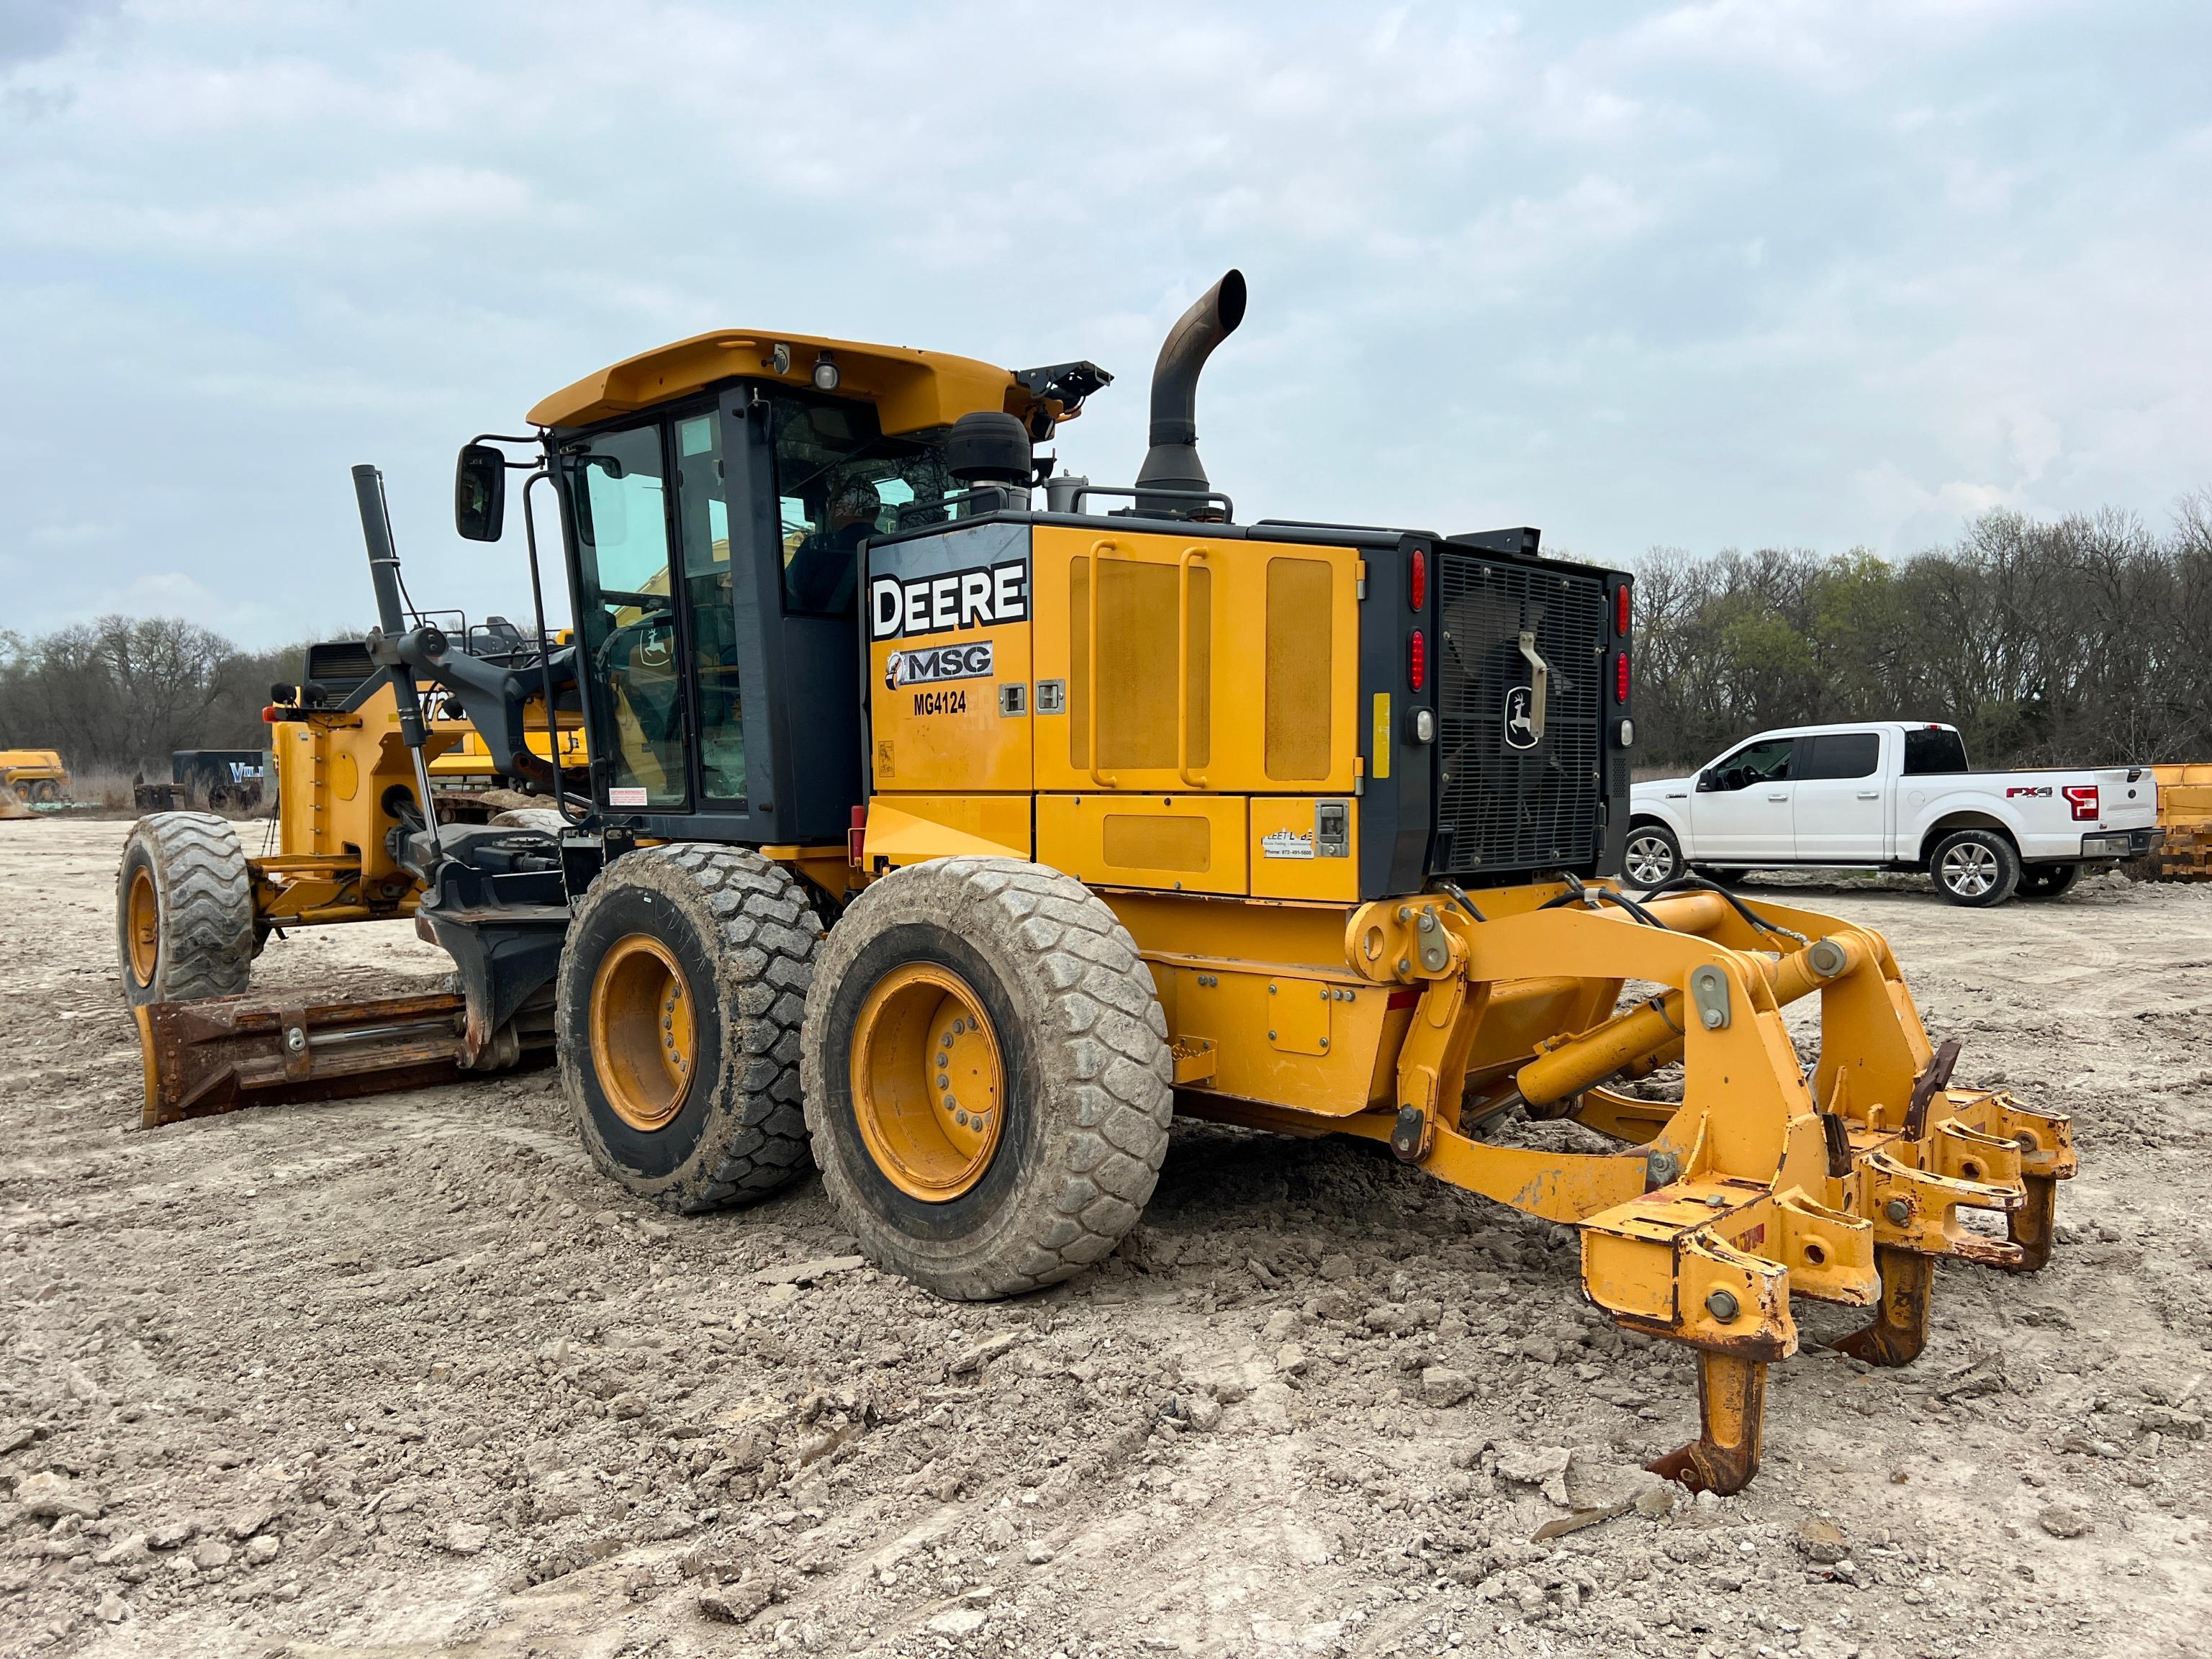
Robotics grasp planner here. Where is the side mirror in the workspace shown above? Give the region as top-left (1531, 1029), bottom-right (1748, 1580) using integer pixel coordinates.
top-left (1697, 768), bottom-right (1717, 792)
top-left (455, 444), bottom-right (507, 542)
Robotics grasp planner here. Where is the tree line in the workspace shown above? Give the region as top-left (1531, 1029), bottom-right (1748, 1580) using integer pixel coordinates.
top-left (1629, 497), bottom-right (2212, 771)
top-left (0, 618), bottom-right (303, 777)
top-left (4, 497), bottom-right (2208, 777)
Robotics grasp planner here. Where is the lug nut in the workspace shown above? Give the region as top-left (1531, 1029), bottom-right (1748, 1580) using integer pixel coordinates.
top-left (1705, 1289), bottom-right (1740, 1322)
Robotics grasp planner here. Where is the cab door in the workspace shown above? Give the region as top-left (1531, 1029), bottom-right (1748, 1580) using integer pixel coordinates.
top-left (561, 422), bottom-right (692, 812)
top-left (1690, 735), bottom-right (1797, 860)
top-left (1792, 731), bottom-right (1887, 862)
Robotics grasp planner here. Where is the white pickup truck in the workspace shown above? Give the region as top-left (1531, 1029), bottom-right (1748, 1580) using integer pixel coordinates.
top-left (1626, 720), bottom-right (2160, 906)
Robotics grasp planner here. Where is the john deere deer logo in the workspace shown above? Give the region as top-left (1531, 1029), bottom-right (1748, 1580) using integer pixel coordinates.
top-left (1504, 685), bottom-right (1538, 750)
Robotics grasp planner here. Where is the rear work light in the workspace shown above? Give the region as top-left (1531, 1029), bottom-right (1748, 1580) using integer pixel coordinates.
top-left (2063, 785), bottom-right (2100, 822)
top-left (1615, 651), bottom-right (1630, 702)
top-left (1615, 586), bottom-right (1631, 636)
top-left (1408, 629), bottom-right (1427, 692)
top-left (1408, 547), bottom-right (1427, 612)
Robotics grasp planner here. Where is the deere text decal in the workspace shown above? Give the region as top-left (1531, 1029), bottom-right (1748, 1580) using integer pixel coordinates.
top-left (867, 522), bottom-right (1031, 641)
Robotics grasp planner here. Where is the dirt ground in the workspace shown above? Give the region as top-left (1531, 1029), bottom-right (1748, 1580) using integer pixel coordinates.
top-left (1, 818), bottom-right (2208, 1659)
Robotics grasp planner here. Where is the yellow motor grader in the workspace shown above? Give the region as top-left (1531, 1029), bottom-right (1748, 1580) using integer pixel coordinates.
top-left (122, 273), bottom-right (2075, 1492)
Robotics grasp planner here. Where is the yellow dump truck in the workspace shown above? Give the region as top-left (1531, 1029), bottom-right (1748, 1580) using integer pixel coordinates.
top-left (0, 749), bottom-right (71, 804)
top-left (2148, 763), bottom-right (2212, 879)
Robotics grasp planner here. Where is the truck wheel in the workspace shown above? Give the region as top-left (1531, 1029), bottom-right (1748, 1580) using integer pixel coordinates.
top-left (2017, 862), bottom-right (2081, 900)
top-left (801, 857), bottom-right (1173, 1300)
top-left (1930, 830), bottom-right (2020, 907)
top-left (116, 813), bottom-right (255, 1005)
top-left (1623, 823), bottom-right (1682, 888)
top-left (559, 844), bottom-right (819, 1212)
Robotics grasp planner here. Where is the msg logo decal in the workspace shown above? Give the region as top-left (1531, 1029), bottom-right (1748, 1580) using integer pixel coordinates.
top-left (886, 641), bottom-right (993, 692)
top-left (870, 560), bottom-right (1029, 641)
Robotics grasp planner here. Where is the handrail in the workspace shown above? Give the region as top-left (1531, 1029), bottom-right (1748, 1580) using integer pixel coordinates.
top-left (1086, 541), bottom-right (1119, 787)
top-left (1178, 548), bottom-right (1209, 787)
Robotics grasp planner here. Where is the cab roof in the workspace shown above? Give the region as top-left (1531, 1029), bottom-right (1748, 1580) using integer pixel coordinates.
top-left (527, 330), bottom-right (1033, 435)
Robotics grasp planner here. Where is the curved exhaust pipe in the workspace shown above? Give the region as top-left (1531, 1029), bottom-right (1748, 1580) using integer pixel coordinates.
top-left (1134, 268), bottom-right (1246, 516)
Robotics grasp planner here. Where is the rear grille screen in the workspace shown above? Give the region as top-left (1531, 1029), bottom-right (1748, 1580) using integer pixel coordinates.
top-left (304, 640), bottom-right (375, 690)
top-left (1433, 553), bottom-right (1605, 874)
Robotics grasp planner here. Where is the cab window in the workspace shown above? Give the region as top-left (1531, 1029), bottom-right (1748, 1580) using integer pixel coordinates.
top-left (562, 424), bottom-right (689, 810)
top-left (674, 412), bottom-right (745, 803)
top-left (1902, 727), bottom-right (1969, 776)
top-left (772, 396), bottom-right (958, 616)
top-left (1705, 736), bottom-right (1796, 792)
top-left (1799, 731), bottom-right (1880, 780)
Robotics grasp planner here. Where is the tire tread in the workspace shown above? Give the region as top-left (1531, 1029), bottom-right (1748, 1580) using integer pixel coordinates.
top-left (117, 812), bottom-right (253, 1003)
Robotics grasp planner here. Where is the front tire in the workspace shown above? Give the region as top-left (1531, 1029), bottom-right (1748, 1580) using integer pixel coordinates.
top-left (558, 844), bottom-right (820, 1212)
top-left (1930, 829), bottom-right (2021, 907)
top-left (2016, 862), bottom-right (2081, 900)
top-left (801, 857), bottom-right (1173, 1300)
top-left (1623, 822), bottom-right (1683, 889)
top-left (116, 813), bottom-right (254, 1005)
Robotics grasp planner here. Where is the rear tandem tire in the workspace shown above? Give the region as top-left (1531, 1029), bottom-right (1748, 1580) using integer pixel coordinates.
top-left (1929, 829), bottom-right (2021, 907)
top-left (801, 856), bottom-right (1174, 1300)
top-left (2015, 862), bottom-right (2081, 900)
top-left (558, 844), bottom-right (821, 1212)
top-left (115, 813), bottom-right (255, 1005)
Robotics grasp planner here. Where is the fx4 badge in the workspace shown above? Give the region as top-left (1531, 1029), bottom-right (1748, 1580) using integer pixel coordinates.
top-left (887, 641), bottom-right (993, 691)
top-left (1504, 685), bottom-right (1539, 750)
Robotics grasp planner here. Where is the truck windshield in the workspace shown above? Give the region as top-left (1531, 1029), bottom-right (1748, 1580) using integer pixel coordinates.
top-left (772, 395), bottom-right (958, 617)
top-left (1902, 728), bottom-right (1968, 775)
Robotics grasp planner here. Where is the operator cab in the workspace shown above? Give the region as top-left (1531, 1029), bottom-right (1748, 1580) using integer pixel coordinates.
top-left (459, 333), bottom-right (1097, 849)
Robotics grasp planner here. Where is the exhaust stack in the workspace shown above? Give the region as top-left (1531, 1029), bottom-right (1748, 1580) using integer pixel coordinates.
top-left (1134, 268), bottom-right (1246, 517)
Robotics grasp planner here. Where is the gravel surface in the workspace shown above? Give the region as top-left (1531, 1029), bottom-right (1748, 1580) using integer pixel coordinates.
top-left (1, 819), bottom-right (2208, 1657)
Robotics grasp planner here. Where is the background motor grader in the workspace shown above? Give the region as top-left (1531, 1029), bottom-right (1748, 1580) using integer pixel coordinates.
top-left (124, 272), bottom-right (2075, 1493)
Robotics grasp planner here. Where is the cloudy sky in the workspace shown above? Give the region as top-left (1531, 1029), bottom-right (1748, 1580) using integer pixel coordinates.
top-left (4, 1), bottom-right (2207, 646)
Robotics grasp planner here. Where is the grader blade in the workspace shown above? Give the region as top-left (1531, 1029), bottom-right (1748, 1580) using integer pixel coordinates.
top-left (134, 990), bottom-right (543, 1126)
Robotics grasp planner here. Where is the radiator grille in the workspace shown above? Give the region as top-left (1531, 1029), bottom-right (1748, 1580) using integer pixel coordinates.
top-left (1432, 553), bottom-right (1606, 874)
top-left (303, 640), bottom-right (375, 691)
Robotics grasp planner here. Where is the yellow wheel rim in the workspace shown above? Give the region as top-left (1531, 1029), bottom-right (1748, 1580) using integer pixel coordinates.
top-left (850, 963), bottom-right (1005, 1202)
top-left (590, 934), bottom-right (697, 1131)
top-left (126, 867), bottom-right (160, 987)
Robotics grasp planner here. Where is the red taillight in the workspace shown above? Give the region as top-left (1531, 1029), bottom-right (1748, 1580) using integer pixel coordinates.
top-left (1615, 585), bottom-right (1631, 636)
top-left (849, 803), bottom-right (868, 866)
top-left (1615, 651), bottom-right (1630, 702)
top-left (1408, 548), bottom-right (1427, 612)
top-left (1408, 629), bottom-right (1427, 692)
top-left (2063, 785), bottom-right (2099, 822)
top-left (261, 704), bottom-right (279, 723)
